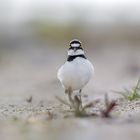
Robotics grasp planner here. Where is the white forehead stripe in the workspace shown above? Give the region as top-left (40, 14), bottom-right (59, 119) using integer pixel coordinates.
top-left (71, 43), bottom-right (80, 47)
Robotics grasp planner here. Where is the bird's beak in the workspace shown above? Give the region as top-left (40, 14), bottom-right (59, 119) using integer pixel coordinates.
top-left (74, 47), bottom-right (77, 52)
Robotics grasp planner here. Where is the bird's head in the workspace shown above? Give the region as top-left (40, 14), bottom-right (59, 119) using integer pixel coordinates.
top-left (68, 39), bottom-right (84, 56)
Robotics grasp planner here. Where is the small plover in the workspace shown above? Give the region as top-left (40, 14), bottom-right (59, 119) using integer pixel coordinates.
top-left (57, 39), bottom-right (94, 105)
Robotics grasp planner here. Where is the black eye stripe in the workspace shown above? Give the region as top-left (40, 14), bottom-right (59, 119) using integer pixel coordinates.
top-left (69, 47), bottom-right (83, 50)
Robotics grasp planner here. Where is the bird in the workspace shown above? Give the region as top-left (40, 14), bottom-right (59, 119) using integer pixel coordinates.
top-left (57, 39), bottom-right (94, 106)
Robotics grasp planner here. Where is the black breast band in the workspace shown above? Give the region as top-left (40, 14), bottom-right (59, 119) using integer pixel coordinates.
top-left (67, 54), bottom-right (87, 62)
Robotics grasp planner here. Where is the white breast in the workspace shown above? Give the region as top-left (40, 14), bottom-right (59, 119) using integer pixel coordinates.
top-left (57, 57), bottom-right (94, 91)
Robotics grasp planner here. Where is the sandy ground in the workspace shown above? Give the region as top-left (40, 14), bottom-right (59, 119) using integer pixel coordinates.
top-left (0, 41), bottom-right (140, 140)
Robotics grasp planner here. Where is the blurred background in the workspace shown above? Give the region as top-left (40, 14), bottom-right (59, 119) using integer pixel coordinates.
top-left (0, 0), bottom-right (140, 100)
top-left (0, 1), bottom-right (140, 140)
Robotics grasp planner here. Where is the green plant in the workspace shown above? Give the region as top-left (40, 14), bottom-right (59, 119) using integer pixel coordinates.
top-left (56, 95), bottom-right (99, 117)
top-left (113, 77), bottom-right (140, 101)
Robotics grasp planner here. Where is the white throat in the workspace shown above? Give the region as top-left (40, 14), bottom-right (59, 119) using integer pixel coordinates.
top-left (68, 49), bottom-right (84, 56)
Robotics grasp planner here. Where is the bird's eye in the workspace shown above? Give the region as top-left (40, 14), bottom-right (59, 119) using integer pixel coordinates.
top-left (69, 47), bottom-right (74, 50)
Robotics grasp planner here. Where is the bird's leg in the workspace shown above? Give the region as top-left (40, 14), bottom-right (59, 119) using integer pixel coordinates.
top-left (66, 88), bottom-right (74, 108)
top-left (74, 95), bottom-right (82, 114)
top-left (79, 89), bottom-right (82, 100)
top-left (78, 89), bottom-right (82, 109)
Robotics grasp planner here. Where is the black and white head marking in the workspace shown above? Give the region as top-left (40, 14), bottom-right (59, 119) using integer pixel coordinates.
top-left (70, 39), bottom-right (81, 47)
top-left (67, 39), bottom-right (86, 61)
